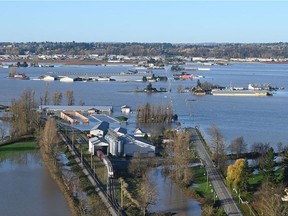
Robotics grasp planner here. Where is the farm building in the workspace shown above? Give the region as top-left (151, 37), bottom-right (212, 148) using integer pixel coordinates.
top-left (105, 128), bottom-right (155, 157)
top-left (88, 137), bottom-right (108, 155)
top-left (90, 121), bottom-right (109, 138)
top-left (121, 105), bottom-right (131, 114)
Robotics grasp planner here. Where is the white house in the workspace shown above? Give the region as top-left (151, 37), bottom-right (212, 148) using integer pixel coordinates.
top-left (134, 128), bottom-right (151, 138)
top-left (90, 121), bottom-right (109, 138)
top-left (121, 105), bottom-right (131, 114)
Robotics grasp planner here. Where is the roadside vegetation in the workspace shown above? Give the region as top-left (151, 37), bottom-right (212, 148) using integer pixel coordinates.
top-left (203, 124), bottom-right (288, 216)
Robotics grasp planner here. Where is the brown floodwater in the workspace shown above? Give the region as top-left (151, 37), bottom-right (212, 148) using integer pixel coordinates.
top-left (0, 152), bottom-right (71, 216)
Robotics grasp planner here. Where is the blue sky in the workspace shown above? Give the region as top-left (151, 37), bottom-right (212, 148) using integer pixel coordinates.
top-left (1, 1), bottom-right (287, 43)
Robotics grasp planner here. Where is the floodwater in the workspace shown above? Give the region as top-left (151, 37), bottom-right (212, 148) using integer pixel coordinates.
top-left (0, 62), bottom-right (288, 149)
top-left (1, 62), bottom-right (288, 214)
top-left (0, 152), bottom-right (71, 216)
top-left (149, 166), bottom-right (201, 216)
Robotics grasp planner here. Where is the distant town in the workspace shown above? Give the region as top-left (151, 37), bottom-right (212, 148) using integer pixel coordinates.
top-left (1, 42), bottom-right (288, 67)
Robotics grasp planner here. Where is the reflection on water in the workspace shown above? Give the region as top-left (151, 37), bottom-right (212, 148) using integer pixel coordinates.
top-left (149, 166), bottom-right (201, 216)
top-left (0, 152), bottom-right (71, 216)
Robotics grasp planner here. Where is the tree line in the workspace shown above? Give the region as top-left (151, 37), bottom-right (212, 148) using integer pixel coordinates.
top-left (136, 103), bottom-right (174, 124)
top-left (2, 41), bottom-right (288, 58)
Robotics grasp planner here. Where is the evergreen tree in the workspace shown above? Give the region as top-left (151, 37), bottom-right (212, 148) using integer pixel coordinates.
top-left (260, 147), bottom-right (276, 183)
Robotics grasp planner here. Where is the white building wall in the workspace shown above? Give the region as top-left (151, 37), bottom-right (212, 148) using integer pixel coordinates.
top-left (124, 142), bottom-right (155, 156)
top-left (90, 129), bottom-right (103, 137)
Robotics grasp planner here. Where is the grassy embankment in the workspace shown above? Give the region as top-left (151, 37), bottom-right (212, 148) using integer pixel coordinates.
top-left (0, 141), bottom-right (37, 156)
top-left (62, 144), bottom-right (110, 215)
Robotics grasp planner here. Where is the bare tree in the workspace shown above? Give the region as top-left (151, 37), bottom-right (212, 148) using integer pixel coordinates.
top-left (0, 122), bottom-right (6, 143)
top-left (163, 131), bottom-right (195, 186)
top-left (173, 131), bottom-right (194, 185)
top-left (44, 82), bottom-right (50, 105)
top-left (128, 157), bottom-right (151, 178)
top-left (39, 118), bottom-right (60, 165)
top-left (9, 88), bottom-right (38, 137)
top-left (139, 174), bottom-right (157, 216)
top-left (253, 181), bottom-right (287, 216)
top-left (229, 136), bottom-right (247, 157)
top-left (8, 67), bottom-right (17, 77)
top-left (136, 103), bottom-right (173, 124)
top-left (53, 91), bottom-right (62, 105)
top-left (177, 84), bottom-right (182, 93)
top-left (66, 90), bottom-right (74, 106)
top-left (207, 124), bottom-right (226, 168)
top-left (201, 204), bottom-right (215, 216)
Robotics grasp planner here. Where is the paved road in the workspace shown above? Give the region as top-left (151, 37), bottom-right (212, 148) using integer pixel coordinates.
top-left (190, 128), bottom-right (243, 216)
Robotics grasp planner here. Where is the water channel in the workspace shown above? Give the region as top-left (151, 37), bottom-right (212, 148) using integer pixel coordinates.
top-left (0, 151), bottom-right (71, 216)
top-left (149, 166), bottom-right (201, 216)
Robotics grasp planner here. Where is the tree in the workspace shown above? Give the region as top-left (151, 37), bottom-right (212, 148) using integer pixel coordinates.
top-left (9, 88), bottom-right (38, 137)
top-left (197, 79), bottom-right (202, 88)
top-left (201, 204), bottom-right (215, 216)
top-left (226, 158), bottom-right (249, 191)
top-left (173, 131), bottom-right (194, 185)
top-left (229, 136), bottom-right (247, 157)
top-left (44, 82), bottom-right (50, 105)
top-left (253, 181), bottom-right (288, 216)
top-left (177, 84), bottom-right (182, 93)
top-left (139, 174), bottom-right (156, 216)
top-left (53, 91), bottom-right (62, 105)
top-left (79, 100), bottom-right (85, 106)
top-left (260, 147), bottom-right (276, 183)
top-left (0, 122), bottom-right (6, 144)
top-left (163, 131), bottom-right (195, 186)
top-left (146, 82), bottom-right (153, 91)
top-left (66, 90), bottom-right (74, 106)
top-left (207, 124), bottom-right (226, 168)
top-left (39, 118), bottom-right (60, 165)
top-left (282, 148), bottom-right (288, 184)
top-left (136, 103), bottom-right (173, 124)
top-left (128, 157), bottom-right (151, 178)
top-left (9, 67), bottom-right (17, 77)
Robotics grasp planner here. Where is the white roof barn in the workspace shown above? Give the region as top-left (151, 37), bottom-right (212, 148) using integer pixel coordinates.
top-left (114, 127), bottom-right (127, 136)
top-left (123, 136), bottom-right (155, 157)
top-left (43, 75), bottom-right (56, 81)
top-left (90, 121), bottom-right (109, 138)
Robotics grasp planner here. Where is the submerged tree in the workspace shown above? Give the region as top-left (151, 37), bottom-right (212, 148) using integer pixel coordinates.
top-left (66, 90), bottom-right (74, 106)
top-left (53, 91), bottom-right (62, 105)
top-left (163, 131), bottom-right (195, 186)
top-left (139, 174), bottom-right (156, 216)
top-left (43, 82), bottom-right (50, 105)
top-left (136, 103), bottom-right (173, 124)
